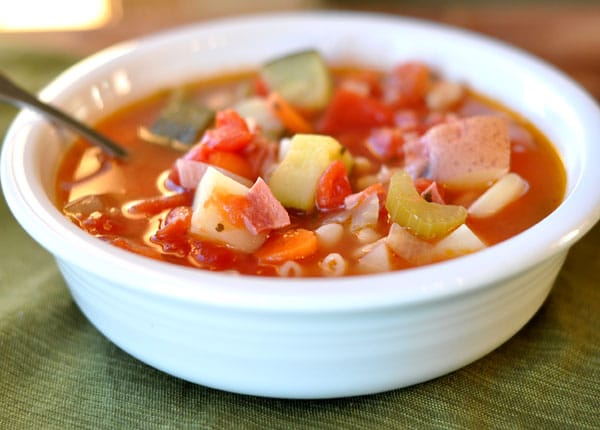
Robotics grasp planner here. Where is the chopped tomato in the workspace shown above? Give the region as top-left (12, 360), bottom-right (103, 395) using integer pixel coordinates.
top-left (128, 191), bottom-right (194, 216)
top-left (383, 62), bottom-right (431, 108)
top-left (200, 109), bottom-right (254, 152)
top-left (152, 206), bottom-right (192, 255)
top-left (253, 76), bottom-right (269, 97)
top-left (189, 239), bottom-right (240, 271)
top-left (207, 151), bottom-right (255, 180)
top-left (319, 87), bottom-right (394, 134)
top-left (366, 127), bottom-right (404, 160)
top-left (316, 160), bottom-right (352, 211)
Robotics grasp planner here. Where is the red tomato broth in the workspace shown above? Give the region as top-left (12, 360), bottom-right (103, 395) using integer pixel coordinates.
top-left (55, 66), bottom-right (566, 277)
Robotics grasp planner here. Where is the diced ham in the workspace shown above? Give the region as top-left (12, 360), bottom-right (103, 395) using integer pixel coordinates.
top-left (421, 115), bottom-right (510, 189)
top-left (243, 178), bottom-right (290, 235)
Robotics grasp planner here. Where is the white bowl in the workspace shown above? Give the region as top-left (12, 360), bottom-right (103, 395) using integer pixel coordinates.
top-left (2, 12), bottom-right (600, 399)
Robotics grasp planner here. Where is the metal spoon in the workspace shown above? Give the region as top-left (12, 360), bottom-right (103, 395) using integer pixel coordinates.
top-left (0, 72), bottom-right (128, 158)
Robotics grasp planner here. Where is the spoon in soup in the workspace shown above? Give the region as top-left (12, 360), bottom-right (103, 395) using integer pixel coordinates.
top-left (0, 72), bottom-right (128, 158)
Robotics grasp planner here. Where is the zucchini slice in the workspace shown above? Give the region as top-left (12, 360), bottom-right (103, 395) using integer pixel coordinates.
top-left (260, 49), bottom-right (332, 111)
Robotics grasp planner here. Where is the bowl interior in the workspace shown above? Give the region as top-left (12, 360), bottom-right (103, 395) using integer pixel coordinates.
top-left (3, 12), bottom-right (600, 310)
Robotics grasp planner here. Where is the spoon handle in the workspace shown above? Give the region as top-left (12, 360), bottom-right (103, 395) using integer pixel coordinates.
top-left (0, 73), bottom-right (128, 158)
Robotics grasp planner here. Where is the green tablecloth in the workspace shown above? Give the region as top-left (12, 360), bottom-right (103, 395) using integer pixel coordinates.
top-left (1, 50), bottom-right (598, 430)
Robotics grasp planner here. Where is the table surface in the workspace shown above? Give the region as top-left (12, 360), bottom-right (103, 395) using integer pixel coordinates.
top-left (1, 1), bottom-right (599, 428)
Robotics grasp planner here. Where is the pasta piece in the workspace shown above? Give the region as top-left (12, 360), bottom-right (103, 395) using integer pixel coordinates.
top-left (277, 261), bottom-right (303, 277)
top-left (355, 227), bottom-right (381, 244)
top-left (468, 173), bottom-right (529, 218)
top-left (315, 223), bottom-right (344, 248)
top-left (320, 253), bottom-right (348, 276)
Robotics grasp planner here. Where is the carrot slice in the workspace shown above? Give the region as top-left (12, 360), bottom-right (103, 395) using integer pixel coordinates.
top-left (254, 228), bottom-right (318, 263)
top-left (267, 92), bottom-right (313, 134)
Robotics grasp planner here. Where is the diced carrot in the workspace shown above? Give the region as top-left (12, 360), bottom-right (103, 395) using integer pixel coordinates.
top-left (267, 92), bottom-right (313, 134)
top-left (316, 159), bottom-right (352, 211)
top-left (207, 150), bottom-right (255, 180)
top-left (128, 191), bottom-right (194, 216)
top-left (254, 228), bottom-right (318, 263)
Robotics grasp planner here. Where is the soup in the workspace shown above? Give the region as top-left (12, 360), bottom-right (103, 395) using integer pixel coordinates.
top-left (55, 50), bottom-right (566, 277)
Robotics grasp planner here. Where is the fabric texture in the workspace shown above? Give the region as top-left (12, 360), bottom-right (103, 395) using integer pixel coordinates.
top-left (0, 50), bottom-right (598, 430)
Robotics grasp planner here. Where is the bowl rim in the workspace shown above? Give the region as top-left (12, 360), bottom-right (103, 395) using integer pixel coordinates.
top-left (2, 11), bottom-right (600, 312)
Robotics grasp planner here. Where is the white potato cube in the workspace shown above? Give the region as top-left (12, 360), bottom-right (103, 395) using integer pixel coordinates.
top-left (191, 167), bottom-right (267, 253)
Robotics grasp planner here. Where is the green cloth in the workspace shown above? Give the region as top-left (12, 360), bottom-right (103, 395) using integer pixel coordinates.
top-left (1, 50), bottom-right (598, 430)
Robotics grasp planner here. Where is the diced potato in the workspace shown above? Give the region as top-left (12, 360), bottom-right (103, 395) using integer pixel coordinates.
top-left (468, 173), bottom-right (529, 218)
top-left (191, 167), bottom-right (267, 253)
top-left (268, 134), bottom-right (352, 212)
top-left (234, 97), bottom-right (284, 138)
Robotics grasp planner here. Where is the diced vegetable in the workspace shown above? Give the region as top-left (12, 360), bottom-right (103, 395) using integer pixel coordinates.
top-left (425, 81), bottom-right (464, 111)
top-left (176, 158), bottom-right (253, 189)
top-left (254, 228), bottom-right (318, 263)
top-left (357, 239), bottom-right (391, 273)
top-left (385, 170), bottom-right (467, 240)
top-left (260, 49), bottom-right (332, 110)
top-left (199, 109), bottom-right (255, 152)
top-left (432, 224), bottom-right (486, 258)
top-left (190, 167), bottom-right (267, 253)
top-left (268, 134), bottom-right (352, 212)
top-left (316, 160), bottom-right (352, 211)
top-left (267, 92), bottom-right (313, 134)
top-left (234, 96), bottom-right (284, 138)
top-left (319, 87), bottom-right (395, 134)
top-left (128, 191), bottom-right (193, 216)
top-left (139, 89), bottom-right (214, 150)
top-left (385, 223), bottom-right (433, 265)
top-left (468, 173), bottom-right (529, 218)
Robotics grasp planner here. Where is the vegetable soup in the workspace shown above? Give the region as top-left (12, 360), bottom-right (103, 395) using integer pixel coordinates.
top-left (55, 50), bottom-right (566, 277)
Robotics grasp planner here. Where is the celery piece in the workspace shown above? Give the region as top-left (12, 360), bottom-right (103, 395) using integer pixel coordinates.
top-left (268, 134), bottom-right (352, 212)
top-left (260, 49), bottom-right (332, 110)
top-left (385, 170), bottom-right (467, 241)
top-left (139, 89), bottom-right (214, 151)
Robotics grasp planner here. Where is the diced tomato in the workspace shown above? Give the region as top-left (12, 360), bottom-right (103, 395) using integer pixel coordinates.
top-left (207, 150), bottom-right (255, 180)
top-left (316, 160), bottom-right (352, 211)
top-left (128, 191), bottom-right (194, 216)
top-left (154, 206), bottom-right (192, 241)
top-left (152, 206), bottom-right (192, 255)
top-left (183, 142), bottom-right (211, 162)
top-left (383, 62), bottom-right (431, 108)
top-left (319, 87), bottom-right (394, 134)
top-left (81, 212), bottom-right (122, 235)
top-left (109, 237), bottom-right (162, 259)
top-left (366, 127), bottom-right (404, 160)
top-left (189, 239), bottom-right (240, 271)
top-left (200, 109), bottom-right (254, 152)
top-left (253, 76), bottom-right (269, 97)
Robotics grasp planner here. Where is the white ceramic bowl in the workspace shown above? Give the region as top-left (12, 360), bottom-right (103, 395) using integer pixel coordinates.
top-left (2, 12), bottom-right (600, 399)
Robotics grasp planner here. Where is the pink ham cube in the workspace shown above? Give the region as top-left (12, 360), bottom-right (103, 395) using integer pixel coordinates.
top-left (421, 115), bottom-right (510, 189)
